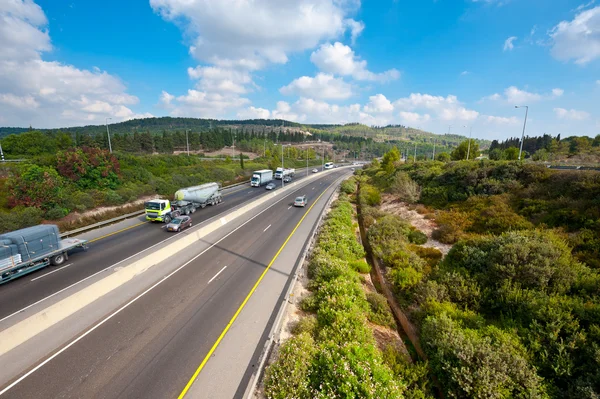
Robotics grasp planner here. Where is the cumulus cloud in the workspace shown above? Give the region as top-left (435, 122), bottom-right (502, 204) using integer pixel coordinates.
top-left (150, 0), bottom-right (359, 69)
top-left (236, 106), bottom-right (270, 120)
top-left (310, 42), bottom-right (400, 82)
top-left (187, 66), bottom-right (253, 94)
top-left (164, 89), bottom-right (250, 118)
top-left (398, 111), bottom-right (431, 124)
top-left (481, 86), bottom-right (563, 104)
top-left (550, 6), bottom-right (600, 64)
top-left (553, 107), bottom-right (590, 120)
top-left (504, 36), bottom-right (517, 51)
top-left (483, 115), bottom-right (520, 125)
top-left (280, 73), bottom-right (353, 100)
top-left (0, 1), bottom-right (146, 127)
top-left (393, 93), bottom-right (479, 121)
top-left (363, 94), bottom-right (394, 113)
top-left (345, 19), bottom-right (365, 44)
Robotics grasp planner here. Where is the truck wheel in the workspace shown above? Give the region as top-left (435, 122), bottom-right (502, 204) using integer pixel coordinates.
top-left (191, 207), bottom-right (196, 214)
top-left (52, 253), bottom-right (66, 266)
top-left (164, 215), bottom-right (171, 224)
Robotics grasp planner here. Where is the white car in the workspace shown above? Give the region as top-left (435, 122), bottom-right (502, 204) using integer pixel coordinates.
top-left (294, 195), bottom-right (307, 207)
top-left (312, 168), bottom-right (318, 173)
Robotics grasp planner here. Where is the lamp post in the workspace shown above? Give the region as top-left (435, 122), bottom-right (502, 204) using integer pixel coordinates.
top-left (432, 139), bottom-right (436, 160)
top-left (515, 105), bottom-right (529, 160)
top-left (186, 129), bottom-right (190, 156)
top-left (232, 132), bottom-right (235, 158)
top-left (306, 147), bottom-right (309, 176)
top-left (463, 125), bottom-right (473, 160)
top-left (105, 117), bottom-right (112, 153)
top-left (413, 142), bottom-right (417, 163)
top-left (0, 141), bottom-right (4, 162)
top-left (322, 146), bottom-right (325, 171)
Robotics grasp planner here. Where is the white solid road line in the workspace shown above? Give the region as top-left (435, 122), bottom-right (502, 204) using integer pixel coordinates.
top-left (263, 224), bottom-right (271, 232)
top-left (287, 206), bottom-right (292, 210)
top-left (30, 264), bottom-right (74, 282)
top-left (208, 266), bottom-right (228, 284)
top-left (0, 173), bottom-right (335, 395)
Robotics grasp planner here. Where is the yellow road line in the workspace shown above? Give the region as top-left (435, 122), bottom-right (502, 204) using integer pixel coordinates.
top-left (177, 178), bottom-right (337, 398)
top-left (88, 221), bottom-right (147, 243)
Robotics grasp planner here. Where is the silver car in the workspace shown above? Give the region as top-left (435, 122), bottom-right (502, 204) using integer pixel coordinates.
top-left (166, 216), bottom-right (192, 232)
top-left (265, 182), bottom-right (277, 190)
top-left (294, 195), bottom-right (307, 207)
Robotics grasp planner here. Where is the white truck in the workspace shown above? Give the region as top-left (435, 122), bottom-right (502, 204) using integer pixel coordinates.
top-left (251, 169), bottom-right (273, 187)
top-left (145, 182), bottom-right (222, 223)
top-left (274, 167), bottom-right (295, 180)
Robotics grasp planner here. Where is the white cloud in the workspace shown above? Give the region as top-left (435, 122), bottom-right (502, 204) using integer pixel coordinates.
top-left (160, 90), bottom-right (175, 107)
top-left (483, 115), bottom-right (520, 125)
top-left (0, 2), bottom-right (146, 127)
top-left (550, 6), bottom-right (600, 64)
top-left (167, 89), bottom-right (250, 118)
top-left (363, 94), bottom-right (394, 113)
top-left (393, 93), bottom-right (479, 121)
top-left (460, 71), bottom-right (471, 76)
top-left (344, 19), bottom-right (364, 44)
top-left (398, 111), bottom-right (431, 124)
top-left (504, 36), bottom-right (517, 51)
top-left (187, 66), bottom-right (253, 94)
top-left (553, 107), bottom-right (590, 120)
top-left (596, 79), bottom-right (600, 85)
top-left (481, 86), bottom-right (563, 104)
top-left (271, 101), bottom-right (300, 121)
top-left (150, 0), bottom-right (360, 70)
top-left (310, 42), bottom-right (400, 82)
top-left (236, 106), bottom-right (270, 120)
top-left (280, 73), bottom-right (353, 100)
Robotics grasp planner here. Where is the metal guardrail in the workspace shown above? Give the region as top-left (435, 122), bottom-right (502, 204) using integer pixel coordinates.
top-left (59, 209), bottom-right (146, 238)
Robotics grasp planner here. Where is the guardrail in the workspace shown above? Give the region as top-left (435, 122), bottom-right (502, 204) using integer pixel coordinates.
top-left (59, 209), bottom-right (146, 238)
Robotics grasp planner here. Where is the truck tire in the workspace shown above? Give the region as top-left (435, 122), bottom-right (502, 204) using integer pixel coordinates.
top-left (52, 253), bottom-right (66, 266)
top-left (191, 207), bottom-right (196, 214)
top-left (164, 215), bottom-right (171, 224)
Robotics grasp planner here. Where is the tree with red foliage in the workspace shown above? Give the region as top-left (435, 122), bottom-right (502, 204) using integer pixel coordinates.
top-left (56, 146), bottom-right (120, 189)
top-left (8, 165), bottom-right (65, 210)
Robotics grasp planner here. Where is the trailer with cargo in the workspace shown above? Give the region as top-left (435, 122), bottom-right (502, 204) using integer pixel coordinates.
top-left (274, 167), bottom-right (295, 180)
top-left (251, 169), bottom-right (273, 187)
top-left (0, 225), bottom-right (87, 284)
top-left (145, 182), bottom-right (222, 223)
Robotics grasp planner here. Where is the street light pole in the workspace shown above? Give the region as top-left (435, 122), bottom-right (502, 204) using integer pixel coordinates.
top-left (413, 142), bottom-right (417, 163)
top-left (322, 146), bottom-right (325, 170)
top-left (232, 132), bottom-right (235, 158)
top-left (306, 147), bottom-right (309, 176)
top-left (432, 139), bottom-right (436, 160)
top-left (186, 129), bottom-right (190, 156)
top-left (466, 127), bottom-right (473, 160)
top-left (0, 141), bottom-right (4, 162)
top-left (515, 105), bottom-right (529, 160)
top-left (105, 117), bottom-right (112, 153)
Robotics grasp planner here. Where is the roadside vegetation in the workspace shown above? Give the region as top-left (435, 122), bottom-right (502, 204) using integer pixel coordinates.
top-left (354, 145), bottom-right (600, 398)
top-left (264, 183), bottom-right (432, 399)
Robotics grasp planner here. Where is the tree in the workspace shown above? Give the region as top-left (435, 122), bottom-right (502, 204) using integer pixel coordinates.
top-left (239, 152), bottom-right (244, 169)
top-left (489, 148), bottom-right (505, 160)
top-left (451, 140), bottom-right (479, 160)
top-left (8, 165), bottom-right (65, 210)
top-left (382, 146), bottom-right (400, 173)
top-left (504, 147), bottom-right (519, 160)
top-left (56, 146), bottom-right (120, 189)
top-left (436, 152), bottom-right (451, 162)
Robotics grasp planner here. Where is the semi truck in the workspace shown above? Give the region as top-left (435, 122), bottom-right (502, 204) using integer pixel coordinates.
top-left (145, 182), bottom-right (222, 223)
top-left (251, 169), bottom-right (273, 187)
top-left (1, 225), bottom-right (87, 284)
top-left (274, 167), bottom-right (295, 179)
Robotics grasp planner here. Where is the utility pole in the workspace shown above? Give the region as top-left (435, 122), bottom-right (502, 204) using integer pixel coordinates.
top-left (306, 147), bottom-right (309, 176)
top-left (322, 146), bottom-right (325, 170)
top-left (515, 105), bottom-right (529, 160)
top-left (466, 127), bottom-right (473, 160)
top-left (432, 139), bottom-right (436, 160)
top-left (414, 142), bottom-right (417, 163)
top-left (232, 131), bottom-right (235, 158)
top-left (105, 117), bottom-right (112, 153)
top-left (186, 129), bottom-right (190, 156)
top-left (264, 139), bottom-right (266, 158)
top-left (0, 141), bottom-right (4, 162)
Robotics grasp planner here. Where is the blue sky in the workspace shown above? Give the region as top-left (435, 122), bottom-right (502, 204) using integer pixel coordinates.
top-left (0, 0), bottom-right (599, 139)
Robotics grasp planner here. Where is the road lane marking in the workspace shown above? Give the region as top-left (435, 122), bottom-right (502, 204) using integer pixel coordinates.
top-left (208, 266), bottom-right (227, 284)
top-left (0, 177), bottom-right (331, 395)
top-left (88, 221), bottom-right (147, 243)
top-left (30, 264), bottom-right (74, 282)
top-left (287, 206), bottom-right (292, 210)
top-left (263, 224), bottom-right (271, 232)
top-left (177, 179), bottom-right (337, 399)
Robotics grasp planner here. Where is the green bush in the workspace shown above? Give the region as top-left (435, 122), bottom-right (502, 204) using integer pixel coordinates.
top-left (0, 207), bottom-right (44, 233)
top-left (264, 333), bottom-right (316, 399)
top-left (45, 206), bottom-right (69, 220)
top-left (366, 292), bottom-right (396, 328)
top-left (340, 178), bottom-right (356, 194)
top-left (291, 315), bottom-right (318, 336)
top-left (409, 245), bottom-right (443, 269)
top-left (382, 345), bottom-right (433, 399)
top-left (408, 230), bottom-right (428, 245)
top-left (390, 172), bottom-right (420, 203)
top-left (350, 259), bottom-right (371, 273)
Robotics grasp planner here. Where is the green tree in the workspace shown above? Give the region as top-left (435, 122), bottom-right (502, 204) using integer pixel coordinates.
top-left (451, 140), bottom-right (479, 160)
top-left (56, 146), bottom-right (120, 189)
top-left (8, 165), bottom-right (65, 210)
top-left (239, 152), bottom-right (244, 169)
top-left (489, 148), bottom-right (505, 160)
top-left (382, 146), bottom-right (400, 173)
top-left (504, 147), bottom-right (520, 160)
top-left (435, 152), bottom-right (451, 162)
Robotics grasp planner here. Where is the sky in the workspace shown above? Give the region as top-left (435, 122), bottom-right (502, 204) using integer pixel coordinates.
top-left (0, 0), bottom-right (599, 140)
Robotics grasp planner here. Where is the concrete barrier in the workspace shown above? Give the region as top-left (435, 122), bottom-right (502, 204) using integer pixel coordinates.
top-left (0, 167), bottom-right (346, 355)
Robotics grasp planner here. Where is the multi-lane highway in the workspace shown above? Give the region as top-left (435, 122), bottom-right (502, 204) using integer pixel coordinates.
top-left (0, 169), bottom-right (317, 322)
top-left (0, 168), bottom-right (350, 398)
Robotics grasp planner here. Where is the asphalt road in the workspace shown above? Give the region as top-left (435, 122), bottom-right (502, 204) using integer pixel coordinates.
top-left (0, 169), bottom-right (346, 398)
top-left (0, 171), bottom-right (321, 322)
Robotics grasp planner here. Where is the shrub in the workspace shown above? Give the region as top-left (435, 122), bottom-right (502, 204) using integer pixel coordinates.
top-left (359, 184), bottom-right (381, 206)
top-left (382, 345), bottom-right (433, 399)
top-left (291, 315), bottom-right (318, 336)
top-left (409, 245), bottom-right (443, 269)
top-left (366, 292), bottom-right (396, 328)
top-left (0, 206), bottom-right (44, 234)
top-left (408, 230), bottom-right (428, 245)
top-left (390, 172), bottom-right (421, 203)
top-left (264, 333), bottom-right (317, 399)
top-left (45, 206), bottom-right (69, 220)
top-left (102, 190), bottom-right (124, 206)
top-left (340, 178), bottom-right (356, 194)
top-left (350, 259), bottom-right (371, 274)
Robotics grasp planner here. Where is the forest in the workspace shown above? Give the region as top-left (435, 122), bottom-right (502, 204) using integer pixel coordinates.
top-left (353, 148), bottom-right (600, 398)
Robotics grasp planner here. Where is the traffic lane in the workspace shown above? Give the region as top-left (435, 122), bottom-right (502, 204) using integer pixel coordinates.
top-left (0, 180), bottom-right (277, 321)
top-left (1, 171), bottom-right (344, 399)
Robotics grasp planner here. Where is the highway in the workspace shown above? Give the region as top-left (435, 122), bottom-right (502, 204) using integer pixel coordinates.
top-left (0, 168), bottom-right (349, 398)
top-left (0, 169), bottom-right (317, 322)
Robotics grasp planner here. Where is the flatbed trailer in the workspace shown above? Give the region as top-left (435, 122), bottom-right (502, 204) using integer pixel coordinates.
top-left (0, 237), bottom-right (88, 285)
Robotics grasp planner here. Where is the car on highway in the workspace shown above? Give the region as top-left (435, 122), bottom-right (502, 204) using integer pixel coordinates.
top-left (265, 182), bottom-right (277, 190)
top-left (294, 195), bottom-right (307, 207)
top-left (283, 175), bottom-right (292, 183)
top-left (312, 168), bottom-right (318, 173)
top-left (166, 216), bottom-right (192, 232)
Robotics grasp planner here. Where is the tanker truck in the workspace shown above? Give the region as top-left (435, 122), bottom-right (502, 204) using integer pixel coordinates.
top-left (145, 182), bottom-right (222, 223)
top-left (274, 167), bottom-right (295, 180)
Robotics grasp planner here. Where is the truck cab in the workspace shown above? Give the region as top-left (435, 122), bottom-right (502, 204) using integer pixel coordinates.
top-left (145, 199), bottom-right (179, 223)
